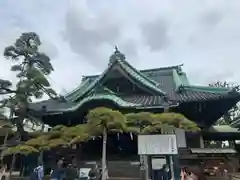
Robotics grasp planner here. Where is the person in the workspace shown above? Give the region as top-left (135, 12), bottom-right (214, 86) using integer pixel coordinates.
top-left (98, 167), bottom-right (109, 180)
top-left (65, 164), bottom-right (78, 180)
top-left (50, 159), bottom-right (65, 180)
top-left (180, 167), bottom-right (204, 180)
top-left (88, 165), bottom-right (97, 180)
top-left (159, 164), bottom-right (171, 180)
top-left (0, 164), bottom-right (7, 173)
top-left (98, 168), bottom-right (102, 180)
top-left (30, 163), bottom-right (44, 180)
top-left (0, 164), bottom-right (9, 180)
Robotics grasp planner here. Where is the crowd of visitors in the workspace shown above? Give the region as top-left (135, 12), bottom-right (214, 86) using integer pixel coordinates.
top-left (28, 159), bottom-right (204, 180)
top-left (29, 159), bottom-right (104, 180)
top-left (152, 164), bottom-right (203, 180)
top-left (180, 167), bottom-right (204, 180)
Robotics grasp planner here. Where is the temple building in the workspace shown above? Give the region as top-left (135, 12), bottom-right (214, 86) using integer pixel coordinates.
top-left (28, 48), bottom-right (240, 179)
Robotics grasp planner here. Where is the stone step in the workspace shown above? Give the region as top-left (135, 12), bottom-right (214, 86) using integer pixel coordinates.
top-left (107, 161), bottom-right (140, 178)
top-left (73, 161), bottom-right (141, 179)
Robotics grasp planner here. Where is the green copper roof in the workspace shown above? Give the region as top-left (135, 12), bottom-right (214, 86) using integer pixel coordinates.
top-left (61, 94), bottom-right (139, 112)
top-left (179, 72), bottom-right (190, 86)
top-left (88, 85), bottom-right (116, 95)
top-left (29, 94), bottom-right (177, 115)
top-left (180, 85), bottom-right (231, 93)
top-left (171, 65), bottom-right (230, 93)
top-left (77, 64), bottom-right (232, 95)
top-left (65, 59), bottom-right (237, 104)
top-left (71, 64), bottom-right (188, 94)
top-left (230, 116), bottom-right (240, 128)
top-left (65, 50), bottom-right (165, 102)
top-left (172, 69), bottom-right (183, 89)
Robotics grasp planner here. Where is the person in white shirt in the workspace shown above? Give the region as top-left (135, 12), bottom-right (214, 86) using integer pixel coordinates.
top-left (30, 164), bottom-right (44, 180)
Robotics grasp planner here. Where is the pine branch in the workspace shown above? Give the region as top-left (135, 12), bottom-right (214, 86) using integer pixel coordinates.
top-left (37, 83), bottom-right (56, 99)
top-left (0, 87), bottom-right (17, 94)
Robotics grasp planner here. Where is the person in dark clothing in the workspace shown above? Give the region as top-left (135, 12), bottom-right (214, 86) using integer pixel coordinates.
top-left (50, 159), bottom-right (65, 180)
top-left (65, 164), bottom-right (78, 180)
top-left (159, 164), bottom-right (171, 180)
top-left (153, 169), bottom-right (161, 180)
top-left (88, 164), bottom-right (102, 180)
top-left (88, 166), bottom-right (97, 180)
top-left (98, 168), bottom-right (102, 180)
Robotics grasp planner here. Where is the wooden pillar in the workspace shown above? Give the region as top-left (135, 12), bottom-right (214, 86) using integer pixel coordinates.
top-left (140, 155), bottom-right (145, 180)
top-left (144, 155), bottom-right (149, 180)
top-left (199, 135), bottom-right (204, 148)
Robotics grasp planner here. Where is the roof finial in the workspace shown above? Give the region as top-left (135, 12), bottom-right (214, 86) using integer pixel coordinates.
top-left (109, 46), bottom-right (126, 65)
top-left (114, 46), bottom-right (120, 54)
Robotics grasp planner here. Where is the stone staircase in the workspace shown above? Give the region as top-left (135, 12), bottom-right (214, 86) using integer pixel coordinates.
top-left (107, 161), bottom-right (141, 180)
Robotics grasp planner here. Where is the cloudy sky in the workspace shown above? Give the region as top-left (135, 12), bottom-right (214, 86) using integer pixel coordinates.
top-left (0, 0), bottom-right (240, 95)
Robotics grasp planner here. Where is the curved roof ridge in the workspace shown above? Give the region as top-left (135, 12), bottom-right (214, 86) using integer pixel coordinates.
top-left (180, 85), bottom-right (232, 94)
top-left (140, 64), bottom-right (184, 73)
top-left (65, 60), bottom-right (116, 101)
top-left (65, 57), bottom-right (167, 102)
top-left (65, 77), bottom-right (91, 97)
top-left (230, 116), bottom-right (240, 127)
top-left (118, 58), bottom-right (163, 87)
top-left (56, 94), bottom-right (141, 113)
top-left (81, 64), bottom-right (184, 79)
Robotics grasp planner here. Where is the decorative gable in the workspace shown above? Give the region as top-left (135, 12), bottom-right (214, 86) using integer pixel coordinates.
top-left (65, 48), bottom-right (165, 102)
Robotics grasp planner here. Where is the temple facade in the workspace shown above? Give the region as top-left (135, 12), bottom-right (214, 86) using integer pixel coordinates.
top-left (27, 48), bottom-right (240, 179)
top-left (29, 48), bottom-right (240, 127)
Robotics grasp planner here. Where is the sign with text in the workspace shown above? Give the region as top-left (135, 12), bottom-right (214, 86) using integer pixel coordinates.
top-left (175, 128), bottom-right (187, 148)
top-left (138, 134), bottom-right (178, 155)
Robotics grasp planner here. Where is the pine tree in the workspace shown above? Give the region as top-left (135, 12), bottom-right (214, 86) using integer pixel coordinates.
top-left (0, 32), bottom-right (57, 140)
top-left (86, 107), bottom-right (126, 180)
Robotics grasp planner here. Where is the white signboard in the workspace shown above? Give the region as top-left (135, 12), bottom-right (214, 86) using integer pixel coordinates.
top-left (138, 134), bottom-right (178, 155)
top-left (152, 157), bottom-right (166, 170)
top-left (175, 128), bottom-right (187, 148)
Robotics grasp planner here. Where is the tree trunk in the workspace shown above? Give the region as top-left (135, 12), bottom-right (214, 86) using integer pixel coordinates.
top-left (101, 127), bottom-right (107, 180)
top-left (16, 120), bottom-right (28, 141)
top-left (38, 152), bottom-right (43, 164)
top-left (38, 124), bottom-right (45, 164)
top-left (0, 131), bottom-right (9, 165)
top-left (9, 154), bottom-right (16, 178)
top-left (8, 107), bottom-right (16, 177)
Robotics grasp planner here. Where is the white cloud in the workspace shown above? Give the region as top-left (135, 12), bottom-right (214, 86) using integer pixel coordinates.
top-left (0, 0), bottom-right (240, 97)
